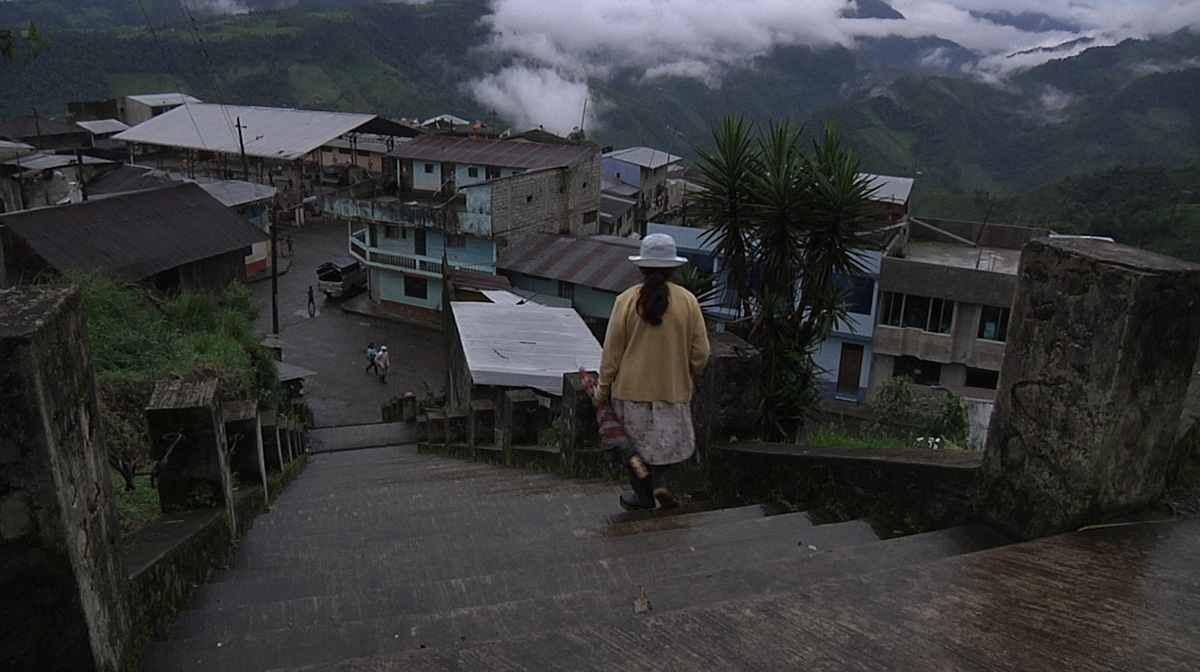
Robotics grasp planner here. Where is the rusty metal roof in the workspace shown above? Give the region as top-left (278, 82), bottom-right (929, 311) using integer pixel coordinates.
top-left (0, 182), bottom-right (267, 280)
top-left (391, 135), bottom-right (599, 170)
top-left (498, 233), bottom-right (643, 294)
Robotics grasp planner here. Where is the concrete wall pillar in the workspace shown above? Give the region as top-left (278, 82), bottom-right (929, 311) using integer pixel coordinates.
top-left (560, 371), bottom-right (598, 459)
top-left (145, 379), bottom-right (236, 535)
top-left (224, 401), bottom-right (268, 505)
top-left (469, 400), bottom-right (495, 451)
top-left (504, 389), bottom-right (540, 446)
top-left (259, 411), bottom-right (283, 473)
top-left (0, 285), bottom-right (131, 670)
top-left (402, 392), bottom-right (418, 422)
top-left (446, 408), bottom-right (468, 446)
top-left (981, 239), bottom-right (1200, 539)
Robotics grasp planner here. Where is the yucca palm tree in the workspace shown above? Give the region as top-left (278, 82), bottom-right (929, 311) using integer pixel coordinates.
top-left (694, 118), bottom-right (876, 440)
top-left (693, 114), bottom-right (759, 319)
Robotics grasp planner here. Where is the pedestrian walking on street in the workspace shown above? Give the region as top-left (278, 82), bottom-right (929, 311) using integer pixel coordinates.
top-left (307, 285), bottom-right (316, 317)
top-left (596, 234), bottom-right (710, 512)
top-left (375, 345), bottom-right (390, 384)
top-left (286, 236), bottom-right (294, 257)
top-left (365, 343), bottom-right (378, 375)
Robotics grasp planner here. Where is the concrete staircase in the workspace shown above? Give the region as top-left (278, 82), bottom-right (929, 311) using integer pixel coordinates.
top-left (139, 444), bottom-right (1012, 671)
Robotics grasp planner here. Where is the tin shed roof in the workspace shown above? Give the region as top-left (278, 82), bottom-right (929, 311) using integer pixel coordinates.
top-left (114, 104), bottom-right (379, 161)
top-left (863, 173), bottom-right (915, 205)
top-left (391, 135), bottom-right (598, 170)
top-left (0, 182), bottom-right (267, 280)
top-left (126, 93), bottom-right (202, 107)
top-left (604, 146), bottom-right (680, 169)
top-left (498, 233), bottom-right (643, 294)
top-left (76, 119), bottom-right (130, 135)
top-left (452, 301), bottom-right (602, 396)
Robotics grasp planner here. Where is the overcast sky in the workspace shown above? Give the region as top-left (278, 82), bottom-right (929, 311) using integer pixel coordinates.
top-left (467, 0), bottom-right (1200, 133)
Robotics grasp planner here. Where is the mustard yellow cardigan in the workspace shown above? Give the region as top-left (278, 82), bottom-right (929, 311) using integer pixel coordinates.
top-left (598, 282), bottom-right (710, 403)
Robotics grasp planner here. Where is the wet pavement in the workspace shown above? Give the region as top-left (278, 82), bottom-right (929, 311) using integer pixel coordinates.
top-left (250, 218), bottom-right (445, 428)
top-left (140, 444), bottom-right (1200, 672)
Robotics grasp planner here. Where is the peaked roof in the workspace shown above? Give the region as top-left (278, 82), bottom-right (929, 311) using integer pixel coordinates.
top-left (114, 104), bottom-right (379, 161)
top-left (498, 233), bottom-right (643, 294)
top-left (391, 135), bottom-right (598, 170)
top-left (863, 173), bottom-right (915, 205)
top-left (0, 183), bottom-right (267, 280)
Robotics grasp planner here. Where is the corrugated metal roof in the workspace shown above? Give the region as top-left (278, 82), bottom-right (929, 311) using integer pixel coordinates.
top-left (647, 223), bottom-right (719, 253)
top-left (76, 119), bottom-right (129, 135)
top-left (498, 233), bottom-right (642, 294)
top-left (126, 93), bottom-right (202, 107)
top-left (452, 269), bottom-right (512, 292)
top-left (0, 114), bottom-right (85, 139)
top-left (601, 173), bottom-right (639, 197)
top-left (452, 301), bottom-right (601, 395)
top-left (0, 182), bottom-right (267, 280)
top-left (87, 165), bottom-right (276, 207)
top-left (604, 146), bottom-right (680, 169)
top-left (863, 173), bottom-right (915, 205)
top-left (1, 152), bottom-right (115, 172)
top-left (391, 135), bottom-right (598, 170)
top-left (113, 104), bottom-right (378, 161)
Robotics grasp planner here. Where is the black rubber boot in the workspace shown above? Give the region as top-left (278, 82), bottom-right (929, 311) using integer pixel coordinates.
top-left (619, 464), bottom-right (656, 511)
top-left (651, 465), bottom-right (679, 508)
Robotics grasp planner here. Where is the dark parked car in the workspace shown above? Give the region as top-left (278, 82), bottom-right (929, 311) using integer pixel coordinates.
top-left (316, 257), bottom-right (366, 298)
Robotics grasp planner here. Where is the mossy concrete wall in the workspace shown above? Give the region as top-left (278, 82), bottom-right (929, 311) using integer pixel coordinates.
top-left (0, 285), bottom-right (131, 671)
top-left (981, 238), bottom-right (1200, 539)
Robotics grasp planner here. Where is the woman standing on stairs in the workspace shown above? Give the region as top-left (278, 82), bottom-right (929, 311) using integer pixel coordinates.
top-left (596, 233), bottom-right (710, 511)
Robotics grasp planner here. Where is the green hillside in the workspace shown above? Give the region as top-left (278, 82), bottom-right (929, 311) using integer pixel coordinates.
top-left (2, 3), bottom-right (1197, 224)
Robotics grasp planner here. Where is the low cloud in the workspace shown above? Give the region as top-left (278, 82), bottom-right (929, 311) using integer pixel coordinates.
top-left (470, 0), bottom-right (1200, 128)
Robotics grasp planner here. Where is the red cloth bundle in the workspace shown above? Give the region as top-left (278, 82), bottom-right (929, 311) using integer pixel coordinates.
top-left (579, 369), bottom-right (649, 479)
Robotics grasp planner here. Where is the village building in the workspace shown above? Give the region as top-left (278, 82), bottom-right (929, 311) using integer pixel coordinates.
top-left (0, 113), bottom-right (92, 152)
top-left (601, 146), bottom-right (681, 233)
top-left (112, 103), bottom-right (420, 190)
top-left (0, 182), bottom-right (266, 293)
top-left (0, 152), bottom-right (119, 212)
top-left (87, 164), bottom-right (278, 278)
top-left (323, 135), bottom-right (601, 325)
top-left (68, 92), bottom-right (203, 127)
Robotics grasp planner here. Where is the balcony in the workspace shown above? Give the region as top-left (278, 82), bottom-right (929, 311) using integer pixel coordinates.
top-left (873, 324), bottom-right (954, 363)
top-left (324, 195), bottom-right (462, 233)
top-left (350, 229), bottom-right (493, 280)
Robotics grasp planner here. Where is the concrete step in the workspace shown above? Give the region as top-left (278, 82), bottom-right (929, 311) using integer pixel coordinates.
top-left (141, 525), bottom-right (1007, 672)
top-left (174, 508), bottom-right (840, 630)
top-left (308, 423), bottom-right (415, 453)
top-left (215, 503), bottom-right (770, 578)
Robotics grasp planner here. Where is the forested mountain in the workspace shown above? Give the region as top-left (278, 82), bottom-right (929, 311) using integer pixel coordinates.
top-left (1, 1), bottom-right (1198, 215)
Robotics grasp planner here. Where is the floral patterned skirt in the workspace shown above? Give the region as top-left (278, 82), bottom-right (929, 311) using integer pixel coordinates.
top-left (611, 399), bottom-right (696, 466)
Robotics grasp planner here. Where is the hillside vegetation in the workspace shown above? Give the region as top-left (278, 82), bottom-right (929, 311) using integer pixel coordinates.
top-left (2, 3), bottom-right (1198, 255)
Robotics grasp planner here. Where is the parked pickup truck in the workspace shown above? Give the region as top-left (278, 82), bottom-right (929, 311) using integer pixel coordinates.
top-left (316, 257), bottom-right (366, 298)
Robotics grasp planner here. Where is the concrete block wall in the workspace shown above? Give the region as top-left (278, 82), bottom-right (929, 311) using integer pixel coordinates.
top-left (0, 285), bottom-right (131, 671)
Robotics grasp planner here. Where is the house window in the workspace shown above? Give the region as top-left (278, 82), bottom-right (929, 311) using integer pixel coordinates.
top-left (414, 229), bottom-right (427, 256)
top-left (835, 275), bottom-right (875, 315)
top-left (405, 276), bottom-right (428, 299)
top-left (446, 234), bottom-right (466, 249)
top-left (385, 225), bottom-right (401, 238)
top-left (558, 281), bottom-right (574, 301)
top-left (486, 166), bottom-right (501, 179)
top-left (526, 195), bottom-right (533, 203)
top-left (424, 163), bottom-right (434, 174)
top-left (893, 356), bottom-right (942, 386)
top-left (965, 367), bottom-right (1000, 389)
top-left (338, 147), bottom-right (351, 155)
top-left (467, 167), bottom-right (479, 178)
top-left (880, 292), bottom-right (954, 334)
top-left (978, 306), bottom-right (1010, 341)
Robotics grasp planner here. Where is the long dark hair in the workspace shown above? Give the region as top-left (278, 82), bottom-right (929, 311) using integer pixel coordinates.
top-left (636, 267), bottom-right (672, 326)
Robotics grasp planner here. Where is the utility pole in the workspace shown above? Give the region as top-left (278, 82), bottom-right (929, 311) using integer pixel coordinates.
top-left (271, 209), bottom-right (279, 334)
top-left (236, 116), bottom-right (250, 181)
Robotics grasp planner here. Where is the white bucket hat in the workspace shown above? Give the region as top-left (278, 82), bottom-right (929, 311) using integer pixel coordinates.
top-left (628, 233), bottom-right (687, 268)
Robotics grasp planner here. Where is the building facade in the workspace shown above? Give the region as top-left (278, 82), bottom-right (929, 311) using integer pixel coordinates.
top-left (324, 136), bottom-right (601, 323)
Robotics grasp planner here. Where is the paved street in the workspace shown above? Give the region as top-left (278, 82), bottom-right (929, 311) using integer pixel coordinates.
top-left (250, 217), bottom-right (445, 428)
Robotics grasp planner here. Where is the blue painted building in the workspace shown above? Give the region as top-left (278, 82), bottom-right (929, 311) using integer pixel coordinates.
top-left (324, 136), bottom-right (601, 323)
